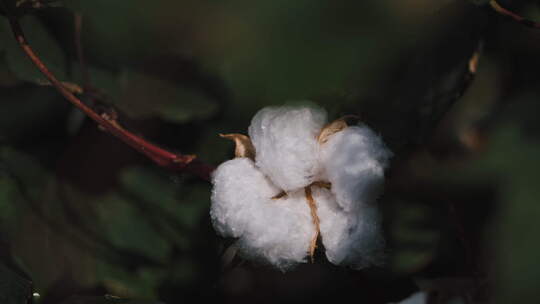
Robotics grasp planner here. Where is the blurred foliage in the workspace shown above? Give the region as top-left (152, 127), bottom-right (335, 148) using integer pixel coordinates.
top-left (0, 246), bottom-right (32, 304)
top-left (1, 0), bottom-right (540, 303)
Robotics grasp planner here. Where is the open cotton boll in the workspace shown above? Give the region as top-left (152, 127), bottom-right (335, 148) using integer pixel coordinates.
top-left (210, 158), bottom-right (280, 237)
top-left (314, 187), bottom-right (385, 268)
top-left (319, 125), bottom-right (392, 212)
top-left (211, 158), bottom-right (315, 270)
top-left (211, 105), bottom-right (392, 270)
top-left (248, 106), bottom-right (327, 191)
top-left (238, 190), bottom-right (315, 270)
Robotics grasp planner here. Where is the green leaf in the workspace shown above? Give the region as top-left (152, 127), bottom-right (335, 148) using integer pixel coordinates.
top-left (477, 126), bottom-right (540, 304)
top-left (0, 262), bottom-right (32, 304)
top-left (62, 0), bottom-right (176, 64)
top-left (0, 146), bottom-right (50, 192)
top-left (120, 167), bottom-right (210, 230)
top-left (92, 260), bottom-right (169, 300)
top-left (60, 295), bottom-right (164, 304)
top-left (116, 70), bottom-right (217, 123)
top-left (0, 172), bottom-right (24, 237)
top-left (389, 199), bottom-right (440, 274)
top-left (95, 193), bottom-right (172, 264)
top-left (215, 0), bottom-right (382, 102)
top-left (0, 234), bottom-right (33, 304)
top-left (70, 65), bottom-right (120, 103)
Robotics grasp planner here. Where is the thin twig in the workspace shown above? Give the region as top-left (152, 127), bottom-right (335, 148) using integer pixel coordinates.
top-left (489, 0), bottom-right (540, 29)
top-left (7, 17), bottom-right (214, 181)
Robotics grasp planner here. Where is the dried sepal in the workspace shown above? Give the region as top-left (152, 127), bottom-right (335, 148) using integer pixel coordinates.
top-left (272, 191), bottom-right (287, 200)
top-left (220, 133), bottom-right (256, 160)
top-left (305, 186), bottom-right (320, 262)
top-left (310, 181), bottom-right (331, 190)
top-left (317, 115), bottom-right (359, 144)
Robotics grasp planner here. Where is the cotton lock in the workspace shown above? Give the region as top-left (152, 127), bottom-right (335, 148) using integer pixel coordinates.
top-left (210, 105), bottom-right (392, 271)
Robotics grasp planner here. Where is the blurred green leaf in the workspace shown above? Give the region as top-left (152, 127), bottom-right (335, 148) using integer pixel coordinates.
top-left (0, 262), bottom-right (32, 304)
top-left (70, 65), bottom-right (120, 103)
top-left (0, 172), bottom-right (23, 237)
top-left (215, 0), bottom-right (384, 103)
top-left (115, 71), bottom-right (217, 123)
top-left (477, 125), bottom-right (540, 304)
top-left (120, 167), bottom-right (209, 230)
top-left (93, 260), bottom-right (167, 299)
top-left (0, 226), bottom-right (33, 304)
top-left (60, 295), bottom-right (164, 304)
top-left (62, 0), bottom-right (178, 65)
top-left (389, 200), bottom-right (440, 274)
top-left (95, 193), bottom-right (171, 264)
top-left (0, 146), bottom-right (50, 191)
top-left (0, 147), bottom-right (100, 293)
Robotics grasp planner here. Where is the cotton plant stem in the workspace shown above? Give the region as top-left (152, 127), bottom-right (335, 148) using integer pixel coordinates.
top-left (7, 17), bottom-right (214, 181)
top-left (489, 0), bottom-right (540, 29)
top-left (305, 186), bottom-right (320, 262)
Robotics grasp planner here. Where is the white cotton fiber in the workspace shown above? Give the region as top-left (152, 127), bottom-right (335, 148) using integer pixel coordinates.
top-left (248, 106), bottom-right (327, 191)
top-left (210, 158), bottom-right (280, 238)
top-left (319, 125), bottom-right (392, 212)
top-left (314, 187), bottom-right (385, 268)
top-left (237, 190), bottom-right (315, 270)
top-left (211, 105), bottom-right (393, 270)
top-left (211, 158), bottom-right (315, 270)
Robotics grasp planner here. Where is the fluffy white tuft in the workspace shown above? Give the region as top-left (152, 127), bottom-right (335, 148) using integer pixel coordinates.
top-left (314, 187), bottom-right (385, 268)
top-left (248, 106), bottom-right (327, 191)
top-left (210, 158), bottom-right (279, 237)
top-left (319, 125), bottom-right (392, 212)
top-left (237, 190), bottom-right (315, 270)
top-left (211, 158), bottom-right (314, 270)
top-left (211, 106), bottom-right (392, 270)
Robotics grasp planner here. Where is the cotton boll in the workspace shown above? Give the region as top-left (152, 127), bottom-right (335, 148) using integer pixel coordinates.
top-left (210, 158), bottom-right (280, 237)
top-left (238, 190), bottom-right (315, 270)
top-left (248, 106), bottom-right (327, 191)
top-left (314, 187), bottom-right (385, 268)
top-left (319, 125), bottom-right (392, 212)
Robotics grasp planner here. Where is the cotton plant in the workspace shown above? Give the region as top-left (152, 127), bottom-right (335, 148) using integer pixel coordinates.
top-left (210, 105), bottom-right (392, 271)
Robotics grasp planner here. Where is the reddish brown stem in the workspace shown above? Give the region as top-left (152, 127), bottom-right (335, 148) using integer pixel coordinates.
top-left (7, 17), bottom-right (213, 181)
top-left (489, 0), bottom-right (540, 29)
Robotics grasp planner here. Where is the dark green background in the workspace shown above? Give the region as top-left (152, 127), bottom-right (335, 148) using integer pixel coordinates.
top-left (1, 0), bottom-right (539, 303)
